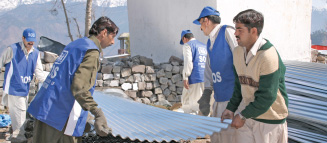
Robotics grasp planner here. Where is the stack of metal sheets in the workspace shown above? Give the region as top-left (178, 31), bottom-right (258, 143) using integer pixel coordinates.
top-left (284, 61), bottom-right (327, 143)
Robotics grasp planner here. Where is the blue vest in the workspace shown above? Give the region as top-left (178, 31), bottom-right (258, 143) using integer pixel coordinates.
top-left (3, 43), bottom-right (38, 96)
top-left (187, 40), bottom-right (207, 84)
top-left (27, 37), bottom-right (99, 137)
top-left (207, 25), bottom-right (235, 102)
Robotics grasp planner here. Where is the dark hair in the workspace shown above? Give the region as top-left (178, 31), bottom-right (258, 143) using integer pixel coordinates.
top-left (89, 16), bottom-right (119, 36)
top-left (233, 9), bottom-right (264, 36)
top-left (183, 33), bottom-right (194, 40)
top-left (205, 15), bottom-right (221, 24)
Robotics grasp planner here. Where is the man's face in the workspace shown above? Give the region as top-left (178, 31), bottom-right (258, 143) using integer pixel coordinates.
top-left (100, 32), bottom-right (116, 49)
top-left (22, 37), bottom-right (34, 49)
top-left (199, 17), bottom-right (210, 36)
top-left (234, 22), bottom-right (253, 48)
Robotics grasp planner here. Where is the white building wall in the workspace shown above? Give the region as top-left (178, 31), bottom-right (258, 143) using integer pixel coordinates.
top-left (127, 0), bottom-right (312, 63)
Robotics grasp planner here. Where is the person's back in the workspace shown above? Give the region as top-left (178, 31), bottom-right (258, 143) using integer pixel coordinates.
top-left (180, 30), bottom-right (207, 114)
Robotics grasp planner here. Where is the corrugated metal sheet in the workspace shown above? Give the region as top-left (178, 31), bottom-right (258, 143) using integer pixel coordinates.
top-left (93, 91), bottom-right (232, 142)
top-left (284, 61), bottom-right (327, 143)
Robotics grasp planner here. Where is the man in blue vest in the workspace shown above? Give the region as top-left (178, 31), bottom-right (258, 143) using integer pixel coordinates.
top-left (0, 28), bottom-right (48, 142)
top-left (180, 30), bottom-right (207, 115)
top-left (194, 6), bottom-right (238, 142)
top-left (27, 16), bottom-right (119, 143)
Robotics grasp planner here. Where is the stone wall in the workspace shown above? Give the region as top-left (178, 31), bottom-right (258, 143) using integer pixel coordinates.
top-left (97, 55), bottom-right (184, 107)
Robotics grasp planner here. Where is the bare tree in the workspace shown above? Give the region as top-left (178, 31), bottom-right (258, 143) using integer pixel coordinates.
top-left (73, 18), bottom-right (82, 38)
top-left (85, 0), bottom-right (93, 37)
top-left (61, 0), bottom-right (74, 41)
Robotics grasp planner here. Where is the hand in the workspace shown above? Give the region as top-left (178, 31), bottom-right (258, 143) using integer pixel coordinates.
top-left (183, 80), bottom-right (189, 89)
top-left (221, 109), bottom-right (234, 122)
top-left (197, 89), bottom-right (212, 116)
top-left (231, 114), bottom-right (246, 129)
top-left (90, 108), bottom-right (112, 136)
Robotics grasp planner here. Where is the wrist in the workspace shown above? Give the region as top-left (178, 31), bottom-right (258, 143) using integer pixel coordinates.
top-left (238, 113), bottom-right (246, 120)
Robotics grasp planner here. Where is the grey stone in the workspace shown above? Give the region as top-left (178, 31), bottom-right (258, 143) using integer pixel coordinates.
top-left (0, 72), bottom-right (4, 80)
top-left (163, 88), bottom-right (171, 96)
top-left (135, 97), bottom-right (142, 103)
top-left (44, 51), bottom-right (59, 63)
top-left (125, 75), bottom-right (134, 83)
top-left (119, 79), bottom-right (126, 85)
top-left (42, 64), bottom-right (45, 71)
top-left (103, 80), bottom-right (111, 87)
top-left (171, 74), bottom-right (182, 83)
top-left (179, 66), bottom-right (184, 74)
top-left (159, 77), bottom-right (169, 85)
top-left (132, 83), bottom-right (138, 90)
top-left (167, 94), bottom-right (177, 102)
top-left (146, 82), bottom-right (153, 90)
top-left (165, 72), bottom-right (172, 78)
top-left (141, 98), bottom-right (151, 104)
top-left (153, 63), bottom-right (161, 69)
top-left (176, 80), bottom-right (184, 87)
top-left (157, 94), bottom-right (166, 101)
top-left (155, 100), bottom-right (172, 107)
top-left (121, 68), bottom-right (132, 77)
top-left (177, 87), bottom-right (183, 94)
top-left (172, 66), bottom-right (180, 74)
top-left (132, 65), bottom-right (145, 73)
top-left (153, 80), bottom-right (160, 88)
top-left (132, 55), bottom-right (141, 64)
top-left (142, 91), bottom-right (153, 98)
top-left (171, 61), bottom-right (179, 66)
top-left (112, 66), bottom-right (121, 73)
top-left (45, 63), bottom-right (52, 72)
top-left (103, 74), bottom-right (114, 80)
top-left (113, 73), bottom-right (121, 80)
top-left (150, 94), bottom-right (157, 102)
top-left (138, 82), bottom-right (146, 90)
top-left (121, 83), bottom-right (132, 91)
top-left (133, 74), bottom-right (142, 82)
top-left (148, 74), bottom-right (156, 81)
top-left (162, 64), bottom-right (173, 72)
top-left (176, 95), bottom-right (182, 102)
top-left (101, 65), bottom-right (113, 74)
top-left (124, 90), bottom-right (137, 99)
top-left (154, 88), bottom-right (162, 94)
top-left (110, 80), bottom-right (119, 87)
top-left (140, 56), bottom-right (154, 66)
top-left (96, 80), bottom-right (103, 87)
top-left (145, 66), bottom-right (155, 73)
top-left (97, 73), bottom-right (103, 80)
top-left (169, 85), bottom-right (176, 92)
top-left (156, 69), bottom-right (166, 78)
top-left (169, 56), bottom-right (183, 65)
top-left (161, 85), bottom-right (168, 91)
top-left (168, 80), bottom-right (173, 86)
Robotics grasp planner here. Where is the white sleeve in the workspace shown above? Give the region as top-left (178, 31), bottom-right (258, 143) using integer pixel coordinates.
top-left (182, 44), bottom-right (193, 80)
top-left (225, 27), bottom-right (238, 53)
top-left (0, 47), bottom-right (13, 69)
top-left (34, 53), bottom-right (49, 82)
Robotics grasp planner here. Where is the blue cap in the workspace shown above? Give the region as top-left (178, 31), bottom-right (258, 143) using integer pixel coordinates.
top-left (193, 6), bottom-right (220, 25)
top-left (23, 28), bottom-right (36, 42)
top-left (180, 30), bottom-right (192, 45)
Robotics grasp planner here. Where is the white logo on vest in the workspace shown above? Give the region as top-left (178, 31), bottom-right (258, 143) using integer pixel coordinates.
top-left (212, 72), bottom-right (222, 83)
top-left (21, 76), bottom-right (31, 84)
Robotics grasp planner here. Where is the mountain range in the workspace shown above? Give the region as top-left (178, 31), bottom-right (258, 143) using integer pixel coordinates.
top-left (0, 0), bottom-right (128, 56)
top-left (0, 0), bottom-right (326, 55)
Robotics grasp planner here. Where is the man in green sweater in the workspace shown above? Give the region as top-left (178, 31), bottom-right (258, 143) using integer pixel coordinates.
top-left (221, 9), bottom-right (288, 143)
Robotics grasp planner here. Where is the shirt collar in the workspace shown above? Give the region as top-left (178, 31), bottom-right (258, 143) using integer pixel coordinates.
top-left (189, 38), bottom-right (196, 41)
top-left (209, 24), bottom-right (220, 42)
top-left (243, 36), bottom-right (265, 56)
top-left (88, 35), bottom-right (102, 53)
